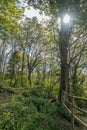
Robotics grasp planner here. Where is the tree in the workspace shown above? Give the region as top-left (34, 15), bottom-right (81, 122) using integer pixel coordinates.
top-left (68, 27), bottom-right (87, 96)
top-left (16, 17), bottom-right (49, 87)
top-left (0, 0), bottom-right (22, 38)
top-left (28, 0), bottom-right (87, 101)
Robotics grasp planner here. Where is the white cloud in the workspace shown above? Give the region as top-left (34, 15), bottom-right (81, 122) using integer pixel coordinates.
top-left (24, 7), bottom-right (50, 22)
top-left (18, 0), bottom-right (50, 23)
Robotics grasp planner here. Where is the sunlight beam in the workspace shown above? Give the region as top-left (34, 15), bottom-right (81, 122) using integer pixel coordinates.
top-left (63, 14), bottom-right (71, 24)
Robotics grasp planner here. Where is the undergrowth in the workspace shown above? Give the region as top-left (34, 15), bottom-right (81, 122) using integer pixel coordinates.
top-left (0, 91), bottom-right (79, 130)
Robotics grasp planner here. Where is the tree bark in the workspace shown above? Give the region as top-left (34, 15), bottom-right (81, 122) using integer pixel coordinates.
top-left (21, 51), bottom-right (25, 87)
top-left (58, 8), bottom-right (71, 102)
top-left (27, 55), bottom-right (32, 87)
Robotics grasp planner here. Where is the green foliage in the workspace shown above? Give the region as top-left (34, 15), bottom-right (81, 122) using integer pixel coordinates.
top-left (0, 94), bottom-right (73, 130)
top-left (57, 103), bottom-right (71, 121)
top-left (72, 83), bottom-right (86, 107)
top-left (0, 0), bottom-right (22, 38)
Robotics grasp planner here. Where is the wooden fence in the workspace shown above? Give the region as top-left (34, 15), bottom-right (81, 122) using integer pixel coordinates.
top-left (62, 91), bottom-right (87, 130)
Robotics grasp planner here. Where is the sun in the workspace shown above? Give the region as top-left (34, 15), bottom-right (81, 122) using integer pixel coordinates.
top-left (63, 14), bottom-right (71, 24)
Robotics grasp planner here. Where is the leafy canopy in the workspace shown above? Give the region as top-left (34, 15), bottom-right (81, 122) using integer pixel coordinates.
top-left (0, 0), bottom-right (22, 38)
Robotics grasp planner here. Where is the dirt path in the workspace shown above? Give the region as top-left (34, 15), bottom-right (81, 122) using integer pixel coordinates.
top-left (0, 93), bottom-right (11, 106)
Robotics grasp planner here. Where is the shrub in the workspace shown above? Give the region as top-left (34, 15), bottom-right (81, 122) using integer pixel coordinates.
top-left (0, 94), bottom-right (78, 130)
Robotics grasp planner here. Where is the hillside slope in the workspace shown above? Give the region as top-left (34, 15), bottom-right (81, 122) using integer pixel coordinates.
top-left (0, 90), bottom-right (86, 130)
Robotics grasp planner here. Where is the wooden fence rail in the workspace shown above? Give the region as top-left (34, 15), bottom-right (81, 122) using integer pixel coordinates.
top-left (63, 91), bottom-right (87, 130)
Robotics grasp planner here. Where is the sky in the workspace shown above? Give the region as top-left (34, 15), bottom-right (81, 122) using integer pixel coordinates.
top-left (18, 0), bottom-right (70, 24)
top-left (18, 0), bottom-right (50, 22)
top-left (24, 7), bottom-right (50, 22)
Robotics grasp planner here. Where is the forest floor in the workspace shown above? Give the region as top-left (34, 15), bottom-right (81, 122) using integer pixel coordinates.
top-left (0, 88), bottom-right (87, 130)
top-left (0, 92), bottom-right (11, 106)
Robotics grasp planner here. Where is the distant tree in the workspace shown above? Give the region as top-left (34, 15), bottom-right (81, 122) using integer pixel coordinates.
top-left (16, 17), bottom-right (49, 87)
top-left (7, 50), bottom-right (22, 87)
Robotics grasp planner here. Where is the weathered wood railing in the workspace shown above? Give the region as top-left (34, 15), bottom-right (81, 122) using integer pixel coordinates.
top-left (62, 91), bottom-right (87, 130)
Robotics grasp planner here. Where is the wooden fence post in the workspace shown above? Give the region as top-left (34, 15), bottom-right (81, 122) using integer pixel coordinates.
top-left (71, 94), bottom-right (74, 130)
top-left (62, 92), bottom-right (87, 129)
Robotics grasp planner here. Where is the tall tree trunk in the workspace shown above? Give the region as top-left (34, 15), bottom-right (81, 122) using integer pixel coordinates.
top-left (58, 7), bottom-right (71, 102)
top-left (28, 71), bottom-right (32, 87)
top-left (9, 68), bottom-right (15, 87)
top-left (59, 33), bottom-right (69, 102)
top-left (72, 67), bottom-right (77, 94)
top-left (21, 51), bottom-right (25, 87)
top-left (27, 55), bottom-right (32, 87)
